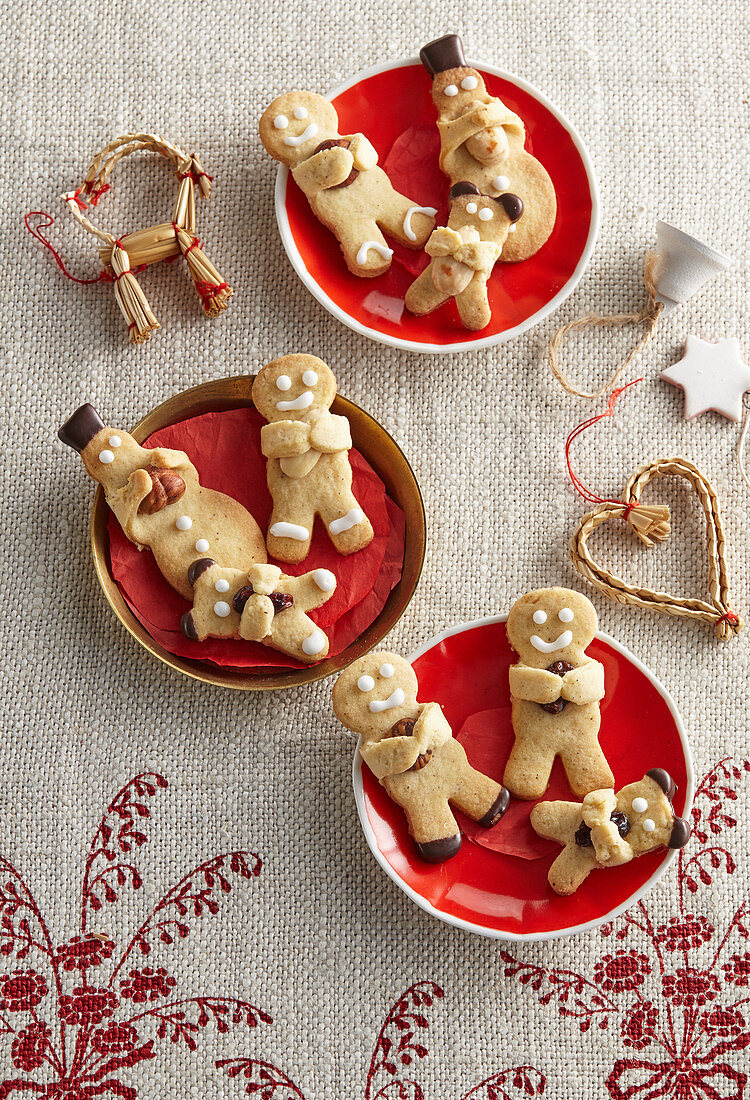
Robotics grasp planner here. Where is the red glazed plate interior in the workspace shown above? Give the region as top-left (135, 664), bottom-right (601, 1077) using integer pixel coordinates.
top-left (278, 60), bottom-right (597, 350)
top-left (357, 618), bottom-right (693, 940)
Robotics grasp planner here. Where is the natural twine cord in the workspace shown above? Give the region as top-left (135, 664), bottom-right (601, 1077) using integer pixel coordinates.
top-left (738, 396), bottom-right (750, 491)
top-left (549, 254), bottom-right (664, 399)
top-left (62, 133), bottom-right (231, 344)
top-left (570, 457), bottom-right (742, 640)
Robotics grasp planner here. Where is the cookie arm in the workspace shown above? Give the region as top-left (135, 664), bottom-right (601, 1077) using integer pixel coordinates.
top-left (239, 595), bottom-right (275, 641)
top-left (561, 659), bottom-right (605, 705)
top-left (530, 801), bottom-right (582, 845)
top-left (412, 702), bottom-right (452, 753)
top-left (509, 665), bottom-right (566, 705)
top-left (309, 412), bottom-right (352, 453)
top-left (107, 468), bottom-right (156, 539)
top-left (292, 147), bottom-right (355, 195)
top-left (260, 421), bottom-right (312, 459)
top-left (360, 736), bottom-right (421, 779)
top-left (147, 447), bottom-right (192, 471)
top-left (347, 133), bottom-right (378, 171)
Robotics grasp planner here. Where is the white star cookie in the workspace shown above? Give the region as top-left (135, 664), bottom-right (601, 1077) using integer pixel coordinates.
top-left (661, 336), bottom-right (750, 421)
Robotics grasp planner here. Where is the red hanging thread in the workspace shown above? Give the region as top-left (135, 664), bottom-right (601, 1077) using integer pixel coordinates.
top-left (565, 378), bottom-right (643, 511)
top-left (25, 210), bottom-right (109, 285)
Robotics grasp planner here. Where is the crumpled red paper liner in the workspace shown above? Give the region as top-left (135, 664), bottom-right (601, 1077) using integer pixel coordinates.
top-left (107, 407), bottom-right (405, 670)
top-left (455, 707), bottom-right (558, 860)
top-left (383, 126), bottom-right (447, 279)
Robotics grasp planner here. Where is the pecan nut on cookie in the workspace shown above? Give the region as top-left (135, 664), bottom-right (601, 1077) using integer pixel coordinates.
top-left (333, 652), bottom-right (510, 863)
top-left (503, 587), bottom-right (613, 800)
top-left (252, 355), bottom-right (374, 564)
top-left (259, 91), bottom-right (436, 277)
top-left (531, 769), bottom-right (692, 895)
top-left (420, 33), bottom-right (557, 262)
top-left (58, 404), bottom-right (266, 600)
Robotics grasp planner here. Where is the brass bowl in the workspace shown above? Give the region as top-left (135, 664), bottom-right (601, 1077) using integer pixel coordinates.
top-left (90, 375), bottom-right (426, 690)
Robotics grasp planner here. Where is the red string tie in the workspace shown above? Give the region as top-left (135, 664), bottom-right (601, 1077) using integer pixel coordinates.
top-left (565, 378), bottom-right (643, 510)
top-left (25, 210), bottom-right (107, 285)
top-left (177, 169), bottom-right (214, 183)
top-left (88, 183), bottom-right (111, 206)
top-left (717, 610), bottom-right (739, 626)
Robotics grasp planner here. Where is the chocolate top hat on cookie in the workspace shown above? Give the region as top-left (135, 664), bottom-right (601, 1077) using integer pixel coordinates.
top-left (58, 404), bottom-right (107, 454)
top-left (419, 34), bottom-right (467, 76)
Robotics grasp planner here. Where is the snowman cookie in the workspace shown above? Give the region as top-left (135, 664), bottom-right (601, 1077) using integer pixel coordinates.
top-left (419, 34), bottom-right (557, 262)
top-left (252, 354), bottom-right (374, 564)
top-left (404, 182), bottom-right (523, 330)
top-left (259, 91), bottom-right (436, 277)
top-left (181, 560), bottom-right (335, 663)
top-left (333, 652), bottom-right (510, 862)
top-left (531, 769), bottom-right (692, 895)
top-left (504, 588), bottom-right (613, 800)
top-left (58, 404), bottom-right (266, 600)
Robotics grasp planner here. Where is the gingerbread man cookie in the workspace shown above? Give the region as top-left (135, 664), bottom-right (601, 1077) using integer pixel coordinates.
top-left (181, 560), bottom-right (335, 662)
top-left (252, 355), bottom-right (374, 564)
top-left (259, 91), bottom-right (437, 276)
top-left (59, 404), bottom-right (266, 599)
top-left (531, 769), bottom-right (692, 895)
top-left (404, 182), bottom-right (523, 330)
top-left (419, 34), bottom-right (557, 262)
top-left (333, 652), bottom-right (510, 862)
top-left (503, 588), bottom-right (613, 800)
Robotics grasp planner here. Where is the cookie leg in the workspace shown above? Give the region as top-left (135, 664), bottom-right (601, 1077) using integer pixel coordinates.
top-left (266, 505), bottom-right (315, 564)
top-left (503, 736), bottom-right (557, 801)
top-left (268, 611), bottom-right (328, 664)
top-left (547, 844), bottom-right (598, 896)
top-left (320, 496), bottom-right (374, 556)
top-left (404, 265), bottom-right (452, 318)
top-left (455, 274), bottom-right (491, 331)
top-left (450, 755), bottom-right (509, 828)
top-left (377, 192), bottom-right (436, 249)
top-left (383, 775), bottom-right (461, 863)
top-left (338, 222), bottom-right (393, 278)
top-left (559, 743), bottom-right (614, 799)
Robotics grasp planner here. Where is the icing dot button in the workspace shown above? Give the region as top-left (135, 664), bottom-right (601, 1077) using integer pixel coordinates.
top-left (273, 115), bottom-right (289, 129)
top-left (98, 449), bottom-right (114, 464)
top-left (379, 663), bottom-right (395, 678)
top-left (493, 175), bottom-right (510, 191)
top-left (214, 578), bottom-right (230, 593)
top-left (478, 207), bottom-right (493, 221)
top-left (466, 202), bottom-right (478, 214)
top-left (213, 601), bottom-right (231, 618)
top-left (195, 538), bottom-right (209, 553)
top-left (444, 84), bottom-right (458, 96)
top-left (533, 610), bottom-right (548, 625)
top-left (632, 797), bottom-right (649, 814)
top-left (642, 818), bottom-right (656, 833)
top-left (275, 374), bottom-right (292, 391)
top-left (461, 75), bottom-right (478, 90)
top-left (358, 675), bottom-right (375, 693)
top-left (302, 370), bottom-right (318, 386)
top-left (175, 515), bottom-right (192, 531)
top-left (108, 435), bottom-right (122, 448)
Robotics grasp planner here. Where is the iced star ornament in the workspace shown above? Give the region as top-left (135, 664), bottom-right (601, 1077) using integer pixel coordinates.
top-left (661, 336), bottom-right (750, 421)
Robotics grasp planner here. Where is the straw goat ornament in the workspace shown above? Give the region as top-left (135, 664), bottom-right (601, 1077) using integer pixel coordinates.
top-left (63, 133), bottom-right (232, 344)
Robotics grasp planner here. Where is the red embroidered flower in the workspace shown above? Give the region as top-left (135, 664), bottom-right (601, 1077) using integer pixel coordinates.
top-left (119, 965), bottom-right (176, 1003)
top-left (11, 1021), bottom-right (51, 1071)
top-left (722, 951), bottom-right (750, 987)
top-left (701, 1005), bottom-right (745, 1037)
top-left (58, 985), bottom-right (118, 1026)
top-left (655, 913), bottom-right (714, 952)
top-left (662, 967), bottom-right (719, 1007)
top-left (91, 1021), bottom-right (139, 1054)
top-left (620, 1000), bottom-right (658, 1050)
top-left (593, 950), bottom-right (651, 993)
top-left (0, 969), bottom-right (49, 1012)
top-left (54, 934), bottom-right (115, 972)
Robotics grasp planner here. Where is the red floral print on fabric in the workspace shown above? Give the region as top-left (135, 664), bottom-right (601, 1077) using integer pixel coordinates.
top-left (54, 936), bottom-right (116, 973)
top-left (0, 971), bottom-right (48, 1013)
top-left (620, 1001), bottom-right (658, 1050)
top-left (58, 986), bottom-right (118, 1026)
top-left (119, 967), bottom-right (176, 1003)
top-left (10, 1022), bottom-right (51, 1071)
top-left (594, 951), bottom-right (652, 993)
top-left (91, 1023), bottom-right (140, 1054)
top-left (722, 952), bottom-right (750, 987)
top-left (661, 967), bottom-right (720, 1008)
top-left (655, 915), bottom-right (714, 953)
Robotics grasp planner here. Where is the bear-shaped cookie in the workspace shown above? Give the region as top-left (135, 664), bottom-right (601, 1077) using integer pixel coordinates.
top-left (259, 91), bottom-right (436, 277)
top-left (333, 651), bottom-right (510, 862)
top-left (58, 404), bottom-right (267, 600)
top-left (503, 587), bottom-right (613, 800)
top-left (419, 34), bottom-right (557, 263)
top-left (252, 354), bottom-right (374, 564)
top-left (530, 768), bottom-right (692, 894)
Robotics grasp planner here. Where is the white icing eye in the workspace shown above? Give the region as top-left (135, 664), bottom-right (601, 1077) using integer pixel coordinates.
top-left (195, 538), bottom-right (209, 553)
top-left (108, 435), bottom-right (121, 448)
top-left (632, 797), bottom-right (649, 814)
top-left (214, 578), bottom-right (230, 593)
top-left (379, 663), bottom-right (395, 678)
top-left (175, 515), bottom-right (192, 531)
top-left (461, 75), bottom-right (478, 90)
top-left (478, 207), bottom-right (493, 221)
top-left (214, 601), bottom-right (231, 618)
top-left (533, 610), bottom-right (547, 625)
top-left (558, 608), bottom-right (574, 623)
top-left (293, 106), bottom-right (308, 119)
top-left (273, 115), bottom-right (289, 129)
top-left (275, 375), bottom-right (292, 391)
top-left (493, 175), bottom-right (510, 191)
top-left (301, 370), bottom-right (318, 386)
top-left (642, 818), bottom-right (656, 833)
top-left (466, 201), bottom-right (478, 214)
top-left (98, 450), bottom-right (114, 464)
top-left (358, 675), bottom-right (375, 693)
top-left (444, 84), bottom-right (458, 96)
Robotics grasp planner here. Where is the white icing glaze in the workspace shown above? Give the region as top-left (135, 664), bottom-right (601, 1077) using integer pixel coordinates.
top-left (402, 205), bottom-right (438, 242)
top-left (461, 75), bottom-right (478, 90)
top-left (558, 607), bottom-right (574, 623)
top-left (284, 123), bottom-right (318, 146)
top-left (214, 578), bottom-right (230, 593)
top-left (508, 224), bottom-right (517, 233)
top-left (275, 374), bottom-right (292, 391)
top-left (98, 449), bottom-right (114, 464)
top-left (530, 630), bottom-right (573, 654)
top-left (276, 392), bottom-right (314, 412)
top-left (632, 797), bottom-right (649, 814)
top-left (369, 688), bottom-right (406, 713)
top-left (195, 538), bottom-right (209, 553)
top-left (642, 818), bottom-right (656, 833)
top-left (270, 521), bottom-right (309, 540)
top-left (493, 174), bottom-right (510, 191)
top-left (213, 601), bottom-right (231, 618)
top-left (302, 629), bottom-right (326, 656)
top-left (444, 84), bottom-right (458, 96)
top-left (293, 106), bottom-right (308, 119)
top-left (466, 201), bottom-right (478, 214)
top-left (379, 663), bottom-right (395, 678)
top-left (533, 610), bottom-right (547, 625)
top-left (358, 675), bottom-right (375, 693)
top-left (329, 508), bottom-right (363, 535)
top-left (301, 369), bottom-right (318, 386)
top-left (356, 241), bottom-right (394, 266)
top-left (108, 435), bottom-right (121, 448)
top-left (478, 207), bottom-right (493, 221)
top-left (311, 568), bottom-right (336, 592)
top-left (273, 115), bottom-right (289, 129)
top-left (175, 515), bottom-right (192, 531)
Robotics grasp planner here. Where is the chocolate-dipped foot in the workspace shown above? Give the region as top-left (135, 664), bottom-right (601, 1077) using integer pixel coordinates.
top-left (180, 611), bottom-right (198, 640)
top-left (479, 787), bottom-right (511, 828)
top-left (416, 834), bottom-right (462, 863)
top-left (669, 817), bottom-right (692, 848)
